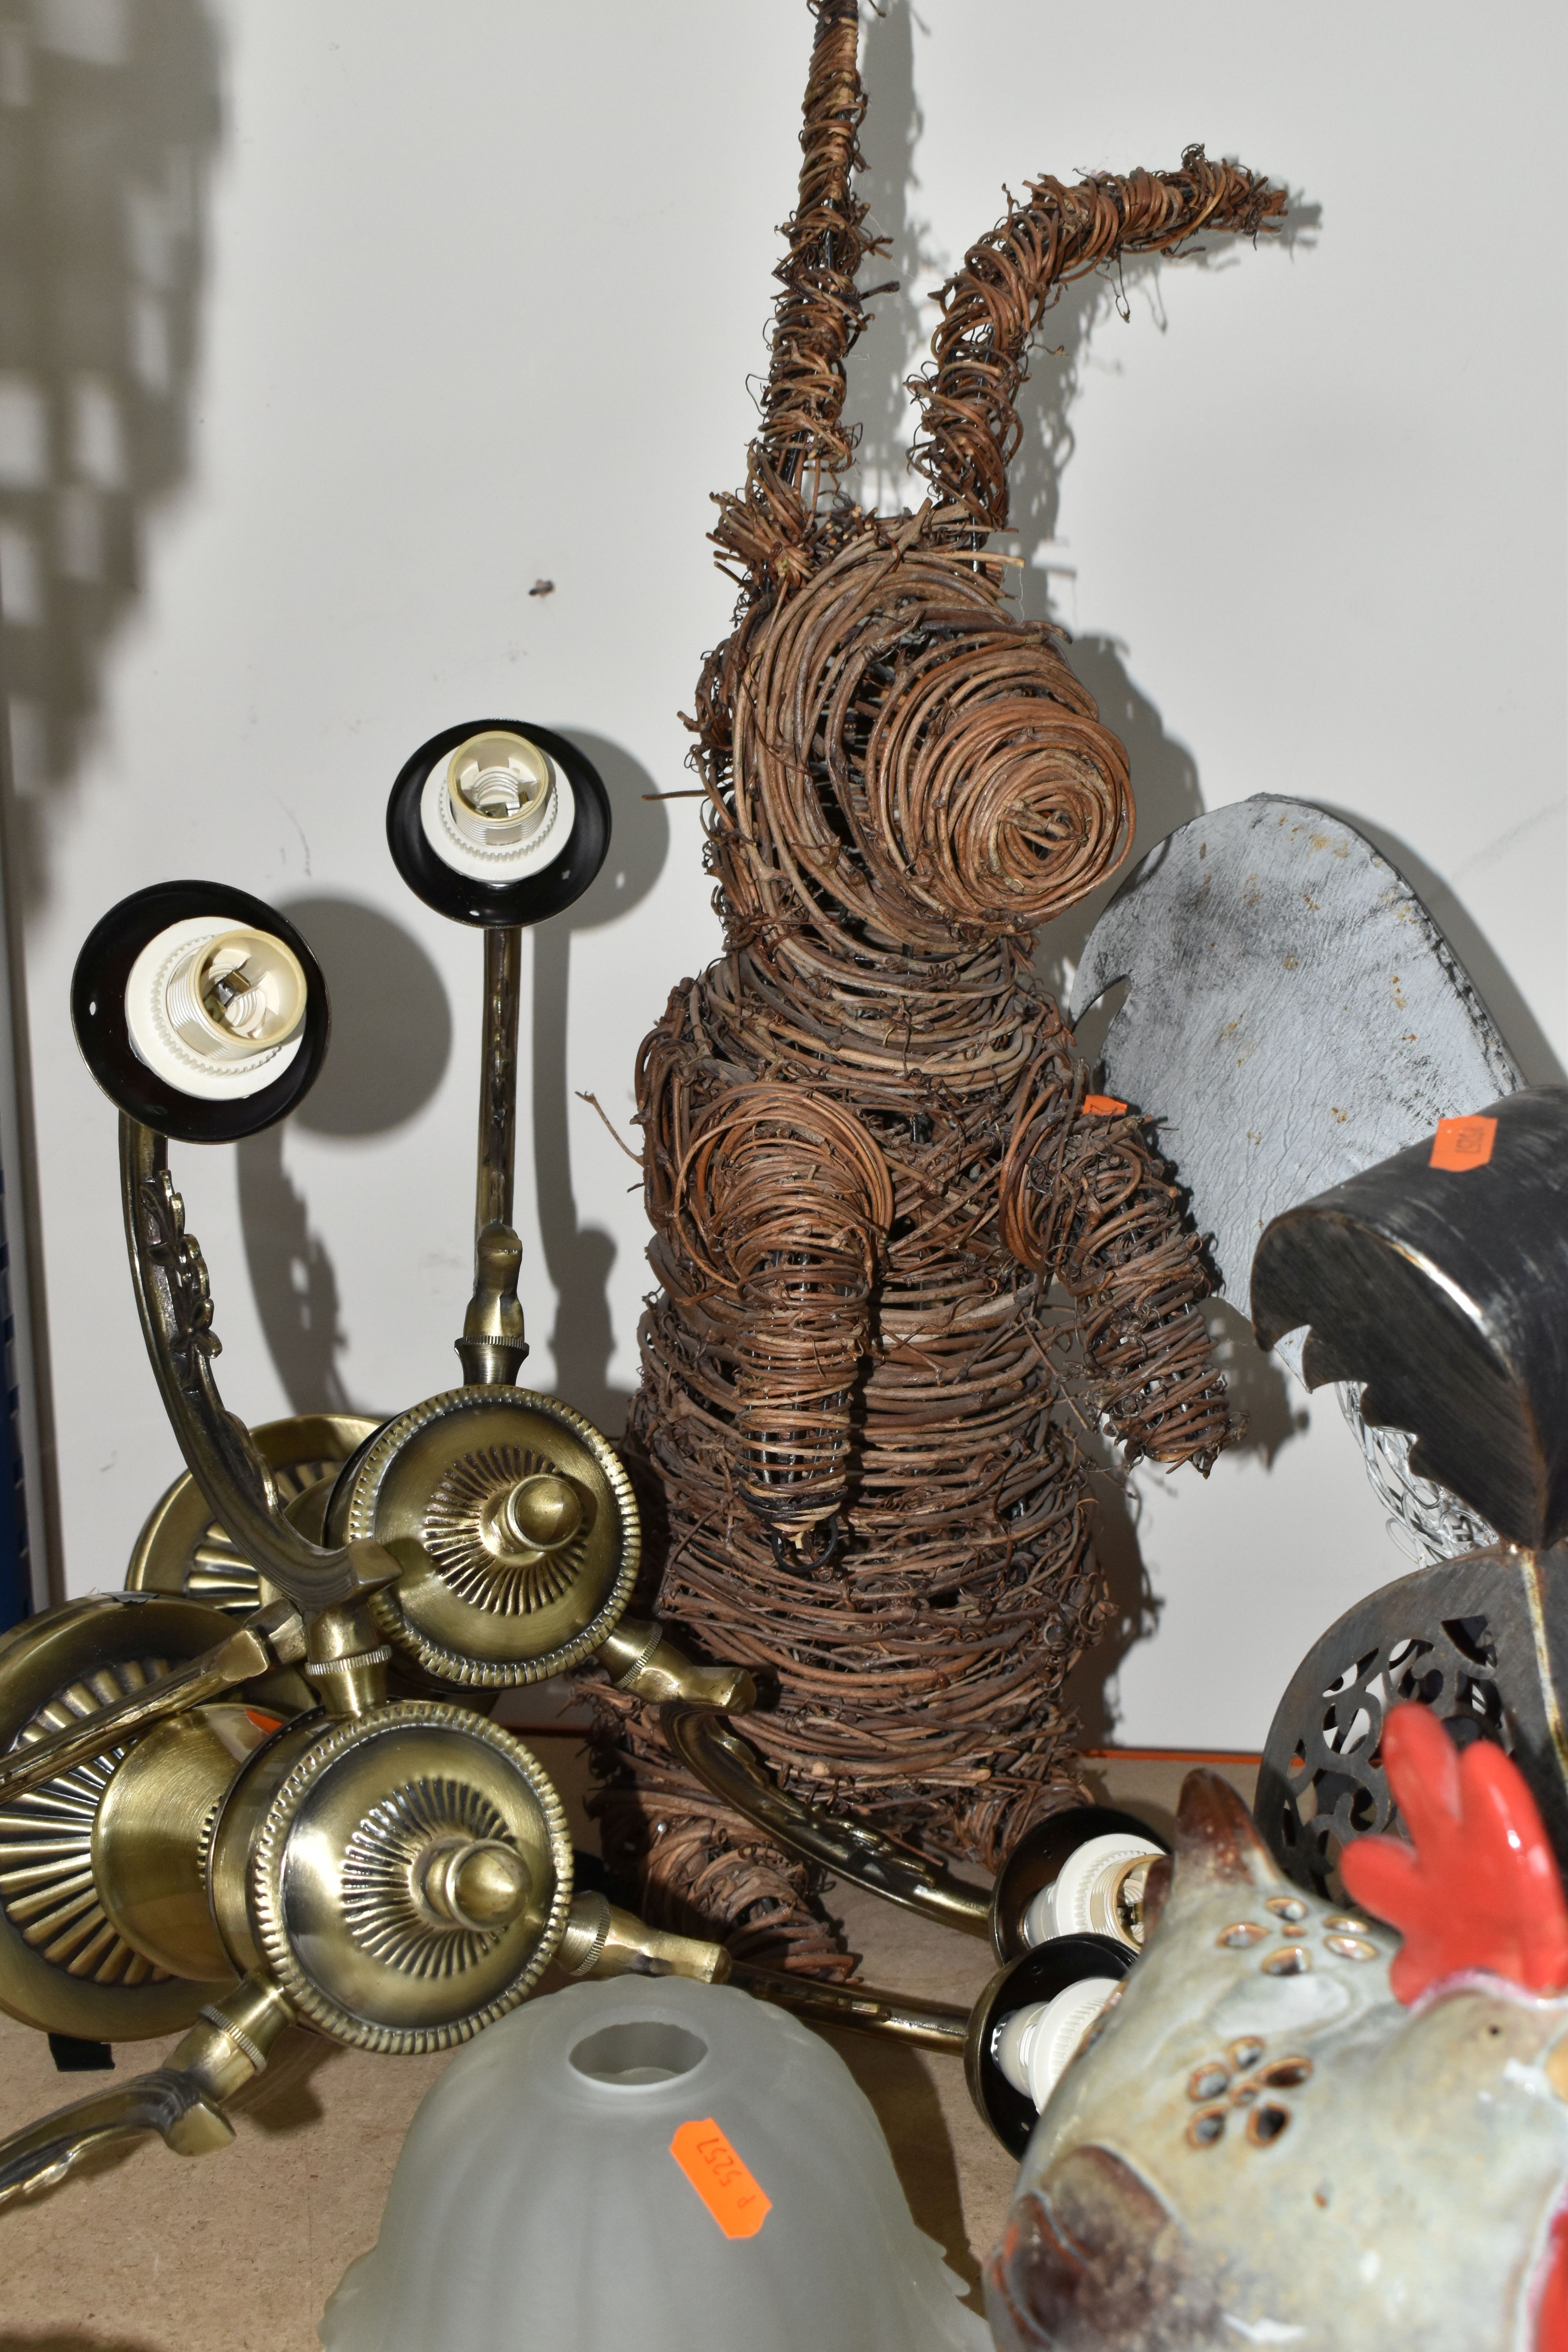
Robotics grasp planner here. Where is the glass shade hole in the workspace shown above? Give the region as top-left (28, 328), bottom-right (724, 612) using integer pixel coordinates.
top-left (569, 2020), bottom-right (708, 2086)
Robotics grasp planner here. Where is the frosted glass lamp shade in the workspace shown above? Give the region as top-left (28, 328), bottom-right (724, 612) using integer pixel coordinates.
top-left (320, 1976), bottom-right (987, 2352)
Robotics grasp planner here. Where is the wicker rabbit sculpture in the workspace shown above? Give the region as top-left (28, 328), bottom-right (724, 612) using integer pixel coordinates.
top-left (596, 0), bottom-right (1282, 1971)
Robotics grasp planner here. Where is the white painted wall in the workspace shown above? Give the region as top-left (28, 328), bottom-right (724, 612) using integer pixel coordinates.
top-left (4, 0), bottom-right (1563, 1745)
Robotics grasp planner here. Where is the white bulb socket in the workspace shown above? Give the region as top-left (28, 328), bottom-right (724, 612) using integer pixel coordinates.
top-left (995, 1976), bottom-right (1120, 2113)
top-left (125, 916), bottom-right (308, 1101)
top-left (421, 729), bottom-right (573, 880)
top-left (1022, 1831), bottom-right (1164, 1951)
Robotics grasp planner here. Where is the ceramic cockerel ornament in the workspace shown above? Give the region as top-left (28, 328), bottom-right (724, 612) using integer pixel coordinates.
top-left (596, 0), bottom-right (1283, 1964)
top-left (989, 1704), bottom-right (1568, 2350)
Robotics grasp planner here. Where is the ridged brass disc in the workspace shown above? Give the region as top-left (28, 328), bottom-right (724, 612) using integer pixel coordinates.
top-left (0, 1597), bottom-right (249, 2040)
top-left (423, 1445), bottom-right (591, 1615)
top-left (245, 1702), bottom-right (572, 2054)
top-left (125, 1413), bottom-right (379, 1618)
top-left (331, 1388), bottom-right (639, 1686)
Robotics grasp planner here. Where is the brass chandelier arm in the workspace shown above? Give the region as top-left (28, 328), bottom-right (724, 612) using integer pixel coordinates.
top-left (601, 1618), bottom-right (757, 1714)
top-left (0, 1602), bottom-right (305, 1808)
top-left (661, 1704), bottom-right (992, 1940)
top-left (476, 927), bottom-right (522, 1239)
top-left (0, 2066), bottom-right (234, 2209)
top-left (728, 1962), bottom-right (969, 2054)
top-left (0, 1973), bottom-right (293, 2210)
top-left (457, 926), bottom-right (528, 1385)
top-left (120, 1117), bottom-right (400, 1618)
top-left (556, 1890), bottom-right (733, 1984)
top-left (0, 1916), bottom-right (968, 2217)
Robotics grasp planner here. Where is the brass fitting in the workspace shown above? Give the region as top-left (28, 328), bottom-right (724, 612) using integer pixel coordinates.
top-left (303, 1601), bottom-right (392, 1718)
top-left (457, 1221), bottom-right (528, 1387)
top-left (417, 1838), bottom-right (532, 1933)
top-left (598, 1618), bottom-right (756, 1715)
top-left (171, 1972), bottom-right (296, 2109)
top-left (488, 1473), bottom-right (582, 1558)
top-left (556, 1891), bottom-right (730, 1985)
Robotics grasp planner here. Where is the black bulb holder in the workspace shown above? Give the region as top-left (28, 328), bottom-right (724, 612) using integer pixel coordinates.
top-left (71, 881), bottom-right (331, 1145)
top-left (386, 720), bottom-right (611, 928)
top-left (967, 1931), bottom-right (1136, 2158)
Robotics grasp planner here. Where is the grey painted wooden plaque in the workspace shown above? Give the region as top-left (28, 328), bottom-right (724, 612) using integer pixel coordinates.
top-left (1069, 794), bottom-right (1521, 1382)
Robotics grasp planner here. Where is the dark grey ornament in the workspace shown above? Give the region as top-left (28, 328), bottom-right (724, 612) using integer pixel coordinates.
top-left (1257, 1543), bottom-right (1568, 1895)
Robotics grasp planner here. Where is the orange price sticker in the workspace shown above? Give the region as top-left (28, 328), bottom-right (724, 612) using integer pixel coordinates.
top-left (669, 2118), bottom-right (772, 2241)
top-left (1430, 1115), bottom-right (1497, 1172)
top-left (1082, 1094), bottom-right (1127, 1117)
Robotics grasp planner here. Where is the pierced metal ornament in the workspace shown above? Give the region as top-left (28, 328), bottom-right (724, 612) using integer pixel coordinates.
top-left (1257, 1544), bottom-right (1568, 1899)
top-left (1337, 1385), bottom-right (1498, 1568)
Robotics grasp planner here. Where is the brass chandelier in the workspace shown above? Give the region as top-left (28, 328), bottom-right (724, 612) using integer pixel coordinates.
top-left (0, 722), bottom-right (1153, 2203)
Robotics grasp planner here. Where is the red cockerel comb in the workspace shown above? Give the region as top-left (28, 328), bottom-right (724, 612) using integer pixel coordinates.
top-left (1341, 1702), bottom-right (1568, 2004)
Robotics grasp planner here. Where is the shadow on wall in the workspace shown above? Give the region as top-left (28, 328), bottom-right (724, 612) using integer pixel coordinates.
top-left (1002, 229), bottom-right (1313, 1005)
top-left (1004, 232), bottom-right (1337, 1726)
top-left (532, 731), bottom-right (667, 1438)
top-left (1032, 633), bottom-right (1204, 1011)
top-left (1056, 1298), bottom-right (1310, 1747)
top-left (843, 0), bottom-right (934, 517)
top-left (1058, 1452), bottom-right (1160, 1752)
top-left (236, 900), bottom-right (452, 1416)
top-left (1320, 805), bottom-right (1566, 1091)
top-left (844, 10), bottom-right (1216, 998)
top-left (1001, 215), bottom-right (1343, 1499)
top-left (0, 0), bottom-right (220, 913)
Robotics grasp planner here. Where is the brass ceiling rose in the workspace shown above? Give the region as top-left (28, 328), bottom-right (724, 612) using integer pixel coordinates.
top-left (125, 1413), bottom-right (380, 1618)
top-left (334, 1388), bottom-right (639, 1686)
top-left (0, 1597), bottom-right (262, 2041)
top-left (241, 1702), bottom-right (572, 2054)
top-left (8, 1658), bottom-right (180, 1991)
